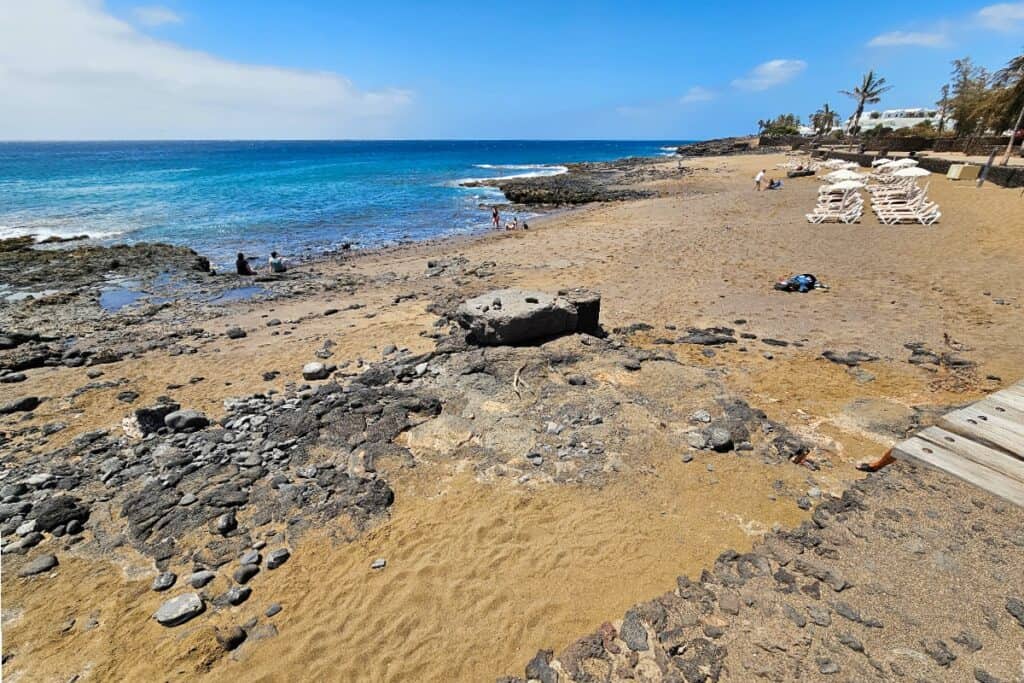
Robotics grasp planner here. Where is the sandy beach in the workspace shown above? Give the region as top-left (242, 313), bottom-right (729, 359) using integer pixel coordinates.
top-left (3, 150), bottom-right (1024, 682)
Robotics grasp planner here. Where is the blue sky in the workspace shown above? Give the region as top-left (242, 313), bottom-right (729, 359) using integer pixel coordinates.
top-left (2, 1), bottom-right (1024, 139)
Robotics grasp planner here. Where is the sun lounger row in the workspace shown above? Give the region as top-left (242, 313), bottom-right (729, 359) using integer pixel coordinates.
top-left (806, 187), bottom-right (863, 224)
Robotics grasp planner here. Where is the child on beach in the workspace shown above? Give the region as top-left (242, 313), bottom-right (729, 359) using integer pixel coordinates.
top-left (236, 252), bottom-right (255, 276)
top-left (754, 169), bottom-right (766, 191)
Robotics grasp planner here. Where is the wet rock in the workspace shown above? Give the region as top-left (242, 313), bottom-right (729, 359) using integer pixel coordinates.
top-left (152, 572), bottom-right (177, 592)
top-left (17, 553), bottom-right (58, 577)
top-left (164, 409), bottom-right (209, 432)
top-left (154, 593), bottom-right (204, 626)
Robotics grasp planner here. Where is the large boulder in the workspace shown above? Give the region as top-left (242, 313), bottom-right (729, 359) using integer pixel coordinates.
top-left (455, 289), bottom-right (600, 345)
top-left (164, 409), bottom-right (209, 432)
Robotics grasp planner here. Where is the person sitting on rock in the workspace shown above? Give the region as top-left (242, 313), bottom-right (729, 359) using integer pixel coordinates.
top-left (236, 252), bottom-right (256, 276)
top-left (268, 251), bottom-right (287, 273)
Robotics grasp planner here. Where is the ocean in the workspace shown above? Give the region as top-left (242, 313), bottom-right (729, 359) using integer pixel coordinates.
top-left (0, 140), bottom-right (685, 268)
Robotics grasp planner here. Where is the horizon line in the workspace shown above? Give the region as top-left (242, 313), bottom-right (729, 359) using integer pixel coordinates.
top-left (0, 137), bottom-right (711, 144)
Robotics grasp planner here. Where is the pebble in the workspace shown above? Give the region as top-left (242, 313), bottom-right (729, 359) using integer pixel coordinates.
top-left (226, 327), bottom-right (247, 339)
top-left (302, 362), bottom-right (330, 381)
top-left (267, 548), bottom-right (291, 569)
top-left (189, 570), bottom-right (216, 588)
top-left (223, 585), bottom-right (252, 606)
top-left (527, 453), bottom-right (544, 467)
top-left (265, 603), bottom-right (283, 617)
top-left (690, 409), bottom-right (712, 423)
top-left (817, 658), bottom-right (840, 675)
top-left (706, 463), bottom-right (715, 472)
top-left (178, 493), bottom-right (197, 506)
top-left (17, 553), bottom-right (58, 577)
top-left (240, 550), bottom-right (262, 566)
top-left (371, 558), bottom-right (387, 570)
top-left (681, 453), bottom-right (693, 463)
top-left (152, 572), bottom-right (177, 592)
top-left (154, 593), bottom-right (204, 627)
top-left (233, 563), bottom-right (260, 584)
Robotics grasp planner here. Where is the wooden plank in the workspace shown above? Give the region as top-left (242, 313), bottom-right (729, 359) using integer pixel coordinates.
top-left (992, 387), bottom-right (1024, 411)
top-left (938, 409), bottom-right (1024, 462)
top-left (998, 383), bottom-right (1024, 402)
top-left (916, 426), bottom-right (1024, 485)
top-left (894, 436), bottom-right (1024, 507)
top-left (977, 395), bottom-right (1024, 423)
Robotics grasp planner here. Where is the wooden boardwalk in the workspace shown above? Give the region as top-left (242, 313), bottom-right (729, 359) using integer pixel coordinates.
top-left (893, 381), bottom-right (1024, 506)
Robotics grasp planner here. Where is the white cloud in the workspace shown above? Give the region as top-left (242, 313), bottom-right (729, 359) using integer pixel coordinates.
top-left (132, 5), bottom-right (183, 27)
top-left (977, 2), bottom-right (1024, 30)
top-left (0, 0), bottom-right (412, 140)
top-left (731, 59), bottom-right (807, 91)
top-left (679, 86), bottom-right (715, 104)
top-left (868, 31), bottom-right (948, 47)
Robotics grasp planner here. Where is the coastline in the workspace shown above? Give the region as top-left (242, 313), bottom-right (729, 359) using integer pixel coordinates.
top-left (3, 149), bottom-right (1024, 682)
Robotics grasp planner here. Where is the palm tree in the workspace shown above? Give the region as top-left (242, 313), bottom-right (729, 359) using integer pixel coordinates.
top-left (994, 53), bottom-right (1024, 164)
top-left (811, 103), bottom-right (838, 135)
top-left (840, 71), bottom-right (893, 134)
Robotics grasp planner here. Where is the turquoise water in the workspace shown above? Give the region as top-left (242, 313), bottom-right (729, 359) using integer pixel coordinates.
top-left (0, 140), bottom-right (685, 268)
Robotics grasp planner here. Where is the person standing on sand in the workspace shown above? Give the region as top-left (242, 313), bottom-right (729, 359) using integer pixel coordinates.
top-left (754, 169), bottom-right (766, 191)
top-left (492, 206), bottom-right (500, 230)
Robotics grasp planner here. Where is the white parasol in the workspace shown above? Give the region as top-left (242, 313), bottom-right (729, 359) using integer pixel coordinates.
top-left (888, 158), bottom-right (919, 168)
top-left (892, 167), bottom-right (931, 178)
top-left (822, 180), bottom-right (865, 191)
top-left (823, 169), bottom-right (865, 182)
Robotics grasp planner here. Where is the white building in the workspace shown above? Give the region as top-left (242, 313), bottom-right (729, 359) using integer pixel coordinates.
top-left (847, 108), bottom-right (952, 133)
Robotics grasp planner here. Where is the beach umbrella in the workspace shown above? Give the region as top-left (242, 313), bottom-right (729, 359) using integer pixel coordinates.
top-left (823, 180), bottom-right (865, 191)
top-left (871, 158), bottom-right (893, 166)
top-left (892, 167), bottom-right (931, 177)
top-left (889, 158), bottom-right (919, 168)
top-left (820, 159), bottom-right (849, 169)
top-left (823, 169), bottom-right (865, 182)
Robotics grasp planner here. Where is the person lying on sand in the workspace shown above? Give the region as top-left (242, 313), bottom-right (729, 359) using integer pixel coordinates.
top-left (236, 252), bottom-right (256, 276)
top-left (268, 250), bottom-right (287, 273)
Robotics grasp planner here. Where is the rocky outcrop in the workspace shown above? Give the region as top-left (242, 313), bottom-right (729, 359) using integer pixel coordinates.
top-left (455, 289), bottom-right (601, 345)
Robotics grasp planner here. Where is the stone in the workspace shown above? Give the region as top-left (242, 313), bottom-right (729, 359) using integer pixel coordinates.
top-left (32, 496), bottom-right (89, 532)
top-left (154, 593), bottom-right (204, 626)
top-left (706, 427), bottom-right (733, 452)
top-left (921, 639), bottom-right (956, 667)
top-left (302, 362), bottom-right (331, 381)
top-left (371, 558), bottom-right (387, 570)
top-left (226, 327), bottom-right (247, 339)
top-left (215, 625), bottom-right (247, 651)
top-left (222, 585), bottom-right (252, 606)
top-left (525, 649), bottom-right (558, 683)
top-left (455, 289), bottom-right (587, 345)
top-left (240, 550), bottom-right (262, 566)
top-left (807, 605), bottom-right (831, 627)
top-left (152, 572), bottom-right (177, 591)
top-left (214, 511), bottom-right (237, 535)
top-left (265, 603), bottom-right (283, 617)
top-left (18, 553), bottom-right (58, 577)
top-left (953, 631), bottom-right (983, 652)
top-left (620, 608), bottom-right (649, 651)
top-left (782, 603), bottom-right (807, 628)
top-left (189, 570), bottom-right (216, 588)
top-left (0, 396), bottom-right (40, 414)
top-left (718, 592), bottom-right (740, 615)
top-left (268, 548), bottom-right (292, 569)
top-left (566, 374), bottom-right (587, 386)
top-left (122, 401), bottom-right (181, 438)
top-left (1006, 597), bottom-right (1024, 628)
top-left (164, 409), bottom-right (209, 432)
top-left (233, 563), bottom-right (260, 584)
top-left (0, 372), bottom-right (27, 383)
top-left (817, 658), bottom-right (840, 675)
top-left (838, 632), bottom-right (864, 653)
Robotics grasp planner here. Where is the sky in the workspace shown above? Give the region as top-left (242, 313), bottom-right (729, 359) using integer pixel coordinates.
top-left (1, 0), bottom-right (1023, 140)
